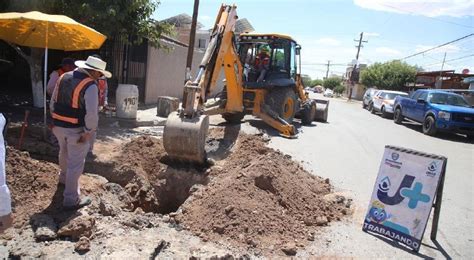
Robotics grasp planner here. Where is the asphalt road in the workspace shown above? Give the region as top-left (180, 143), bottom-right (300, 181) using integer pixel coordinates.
top-left (265, 94), bottom-right (474, 258)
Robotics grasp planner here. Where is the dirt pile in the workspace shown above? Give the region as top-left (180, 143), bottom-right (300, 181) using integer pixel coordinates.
top-left (4, 147), bottom-right (127, 234)
top-left (107, 129), bottom-right (352, 255)
top-left (174, 132), bottom-right (352, 254)
top-left (3, 127), bottom-right (352, 257)
top-left (5, 148), bottom-right (61, 226)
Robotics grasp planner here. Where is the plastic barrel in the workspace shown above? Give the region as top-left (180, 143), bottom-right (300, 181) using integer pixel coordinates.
top-left (116, 84), bottom-right (139, 119)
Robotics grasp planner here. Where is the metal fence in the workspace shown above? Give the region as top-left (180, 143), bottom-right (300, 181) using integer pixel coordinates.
top-left (80, 37), bottom-right (149, 103)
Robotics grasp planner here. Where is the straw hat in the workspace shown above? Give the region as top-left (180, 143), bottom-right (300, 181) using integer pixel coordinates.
top-left (75, 56), bottom-right (112, 78)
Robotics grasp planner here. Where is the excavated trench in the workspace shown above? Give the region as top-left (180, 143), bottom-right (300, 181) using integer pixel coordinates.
top-left (6, 123), bottom-right (239, 215)
top-left (99, 127), bottom-right (239, 215)
top-left (149, 167), bottom-right (209, 214)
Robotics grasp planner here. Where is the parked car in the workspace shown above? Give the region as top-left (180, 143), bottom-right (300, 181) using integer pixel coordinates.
top-left (362, 88), bottom-right (378, 109)
top-left (393, 89), bottom-right (474, 139)
top-left (370, 90), bottom-right (408, 118)
top-left (323, 89), bottom-right (334, 98)
top-left (314, 86), bottom-right (324, 93)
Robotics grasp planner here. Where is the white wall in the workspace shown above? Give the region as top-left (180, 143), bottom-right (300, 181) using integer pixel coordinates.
top-left (144, 40), bottom-right (204, 104)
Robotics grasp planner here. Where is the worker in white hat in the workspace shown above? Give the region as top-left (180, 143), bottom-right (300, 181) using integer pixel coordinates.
top-left (0, 113), bottom-right (12, 232)
top-left (49, 55), bottom-right (112, 210)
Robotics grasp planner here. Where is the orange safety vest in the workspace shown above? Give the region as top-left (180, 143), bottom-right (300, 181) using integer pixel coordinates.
top-left (52, 72), bottom-right (95, 128)
top-left (57, 68), bottom-right (65, 76)
top-left (255, 53), bottom-right (270, 70)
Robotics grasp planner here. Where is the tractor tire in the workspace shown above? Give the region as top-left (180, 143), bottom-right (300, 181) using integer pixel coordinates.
top-left (301, 101), bottom-right (316, 125)
top-left (265, 87), bottom-right (298, 123)
top-left (422, 116), bottom-right (437, 136)
top-left (222, 112), bottom-right (245, 124)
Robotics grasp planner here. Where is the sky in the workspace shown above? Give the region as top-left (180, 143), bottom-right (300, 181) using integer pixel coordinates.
top-left (154, 0), bottom-right (474, 79)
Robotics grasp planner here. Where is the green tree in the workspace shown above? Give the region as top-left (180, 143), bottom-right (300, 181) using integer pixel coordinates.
top-left (333, 84), bottom-right (345, 94)
top-left (311, 79), bottom-right (324, 87)
top-left (1, 0), bottom-right (172, 106)
top-left (301, 74), bottom-right (313, 87)
top-left (323, 77), bottom-right (342, 90)
top-left (360, 60), bottom-right (417, 90)
top-left (2, 0), bottom-right (173, 47)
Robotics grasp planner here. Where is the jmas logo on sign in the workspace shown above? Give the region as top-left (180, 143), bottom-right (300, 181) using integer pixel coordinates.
top-left (385, 152), bottom-right (402, 169)
top-left (426, 161), bottom-right (439, 177)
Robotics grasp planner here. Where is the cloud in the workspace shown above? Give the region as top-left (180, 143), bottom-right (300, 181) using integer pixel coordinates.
top-left (415, 44), bottom-right (461, 54)
top-left (364, 32), bottom-right (380, 37)
top-left (353, 0), bottom-right (474, 17)
top-left (375, 47), bottom-right (402, 56)
top-left (314, 37), bottom-right (342, 46)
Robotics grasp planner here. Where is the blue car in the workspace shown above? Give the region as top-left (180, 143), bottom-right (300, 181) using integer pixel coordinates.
top-left (393, 89), bottom-right (474, 139)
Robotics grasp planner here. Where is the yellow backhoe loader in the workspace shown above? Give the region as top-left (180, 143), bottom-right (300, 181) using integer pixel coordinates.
top-left (163, 4), bottom-right (329, 164)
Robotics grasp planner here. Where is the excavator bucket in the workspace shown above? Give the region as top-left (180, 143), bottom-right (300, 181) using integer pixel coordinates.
top-left (314, 99), bottom-right (329, 122)
top-left (163, 112), bottom-right (209, 164)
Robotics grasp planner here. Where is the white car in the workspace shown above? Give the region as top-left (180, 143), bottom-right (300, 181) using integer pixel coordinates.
top-left (371, 90), bottom-right (408, 118)
top-left (323, 89), bottom-right (334, 98)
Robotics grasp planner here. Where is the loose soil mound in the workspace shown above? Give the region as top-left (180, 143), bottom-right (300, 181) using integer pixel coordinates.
top-left (4, 127), bottom-right (351, 257)
top-left (5, 148), bottom-right (106, 228)
top-left (175, 132), bottom-right (352, 253)
top-left (109, 129), bottom-right (352, 254)
top-left (5, 148), bottom-right (60, 226)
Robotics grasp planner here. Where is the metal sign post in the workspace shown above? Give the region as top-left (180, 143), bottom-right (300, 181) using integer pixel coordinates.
top-left (362, 145), bottom-right (447, 252)
top-left (430, 158), bottom-right (447, 241)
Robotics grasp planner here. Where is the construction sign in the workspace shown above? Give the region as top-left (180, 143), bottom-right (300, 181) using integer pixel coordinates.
top-left (363, 146), bottom-right (447, 252)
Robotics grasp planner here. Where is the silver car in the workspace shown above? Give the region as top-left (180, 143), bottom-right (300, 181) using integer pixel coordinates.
top-left (362, 88), bottom-right (378, 109)
top-left (371, 90), bottom-right (408, 118)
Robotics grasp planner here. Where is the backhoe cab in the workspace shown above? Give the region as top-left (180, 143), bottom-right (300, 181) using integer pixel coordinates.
top-left (163, 4), bottom-right (328, 165)
top-left (235, 33), bottom-right (316, 125)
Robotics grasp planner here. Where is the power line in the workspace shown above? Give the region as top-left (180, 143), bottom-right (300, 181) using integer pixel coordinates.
top-left (400, 33), bottom-right (474, 60)
top-left (420, 54), bottom-right (474, 67)
top-left (379, 3), bottom-right (474, 29)
top-left (301, 63), bottom-right (347, 66)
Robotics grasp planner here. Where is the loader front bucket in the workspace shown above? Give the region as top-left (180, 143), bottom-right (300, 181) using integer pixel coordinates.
top-left (163, 112), bottom-right (209, 164)
top-left (314, 99), bottom-right (329, 122)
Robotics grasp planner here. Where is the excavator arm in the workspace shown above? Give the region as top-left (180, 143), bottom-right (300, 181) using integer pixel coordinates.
top-left (181, 4), bottom-right (243, 116)
top-left (163, 4), bottom-right (243, 164)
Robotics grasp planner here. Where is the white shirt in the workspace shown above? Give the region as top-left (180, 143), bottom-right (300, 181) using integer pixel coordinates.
top-left (46, 70), bottom-right (60, 97)
top-left (0, 113), bottom-right (11, 216)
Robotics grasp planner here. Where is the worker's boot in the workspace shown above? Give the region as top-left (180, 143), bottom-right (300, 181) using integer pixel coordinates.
top-left (63, 196), bottom-right (92, 211)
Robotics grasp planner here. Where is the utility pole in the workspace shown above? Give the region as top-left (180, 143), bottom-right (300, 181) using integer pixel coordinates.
top-left (438, 52), bottom-right (447, 89)
top-left (354, 32), bottom-right (368, 61)
top-left (348, 32), bottom-right (368, 101)
top-left (185, 0), bottom-right (199, 81)
top-left (325, 60), bottom-right (331, 79)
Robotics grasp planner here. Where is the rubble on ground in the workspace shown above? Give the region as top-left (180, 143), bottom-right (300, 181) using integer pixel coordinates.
top-left (1, 127), bottom-right (352, 257)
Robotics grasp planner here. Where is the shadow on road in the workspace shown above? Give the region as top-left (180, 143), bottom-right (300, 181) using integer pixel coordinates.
top-left (398, 121), bottom-right (473, 144)
top-left (422, 239), bottom-right (452, 260)
top-left (246, 118), bottom-right (320, 137)
top-left (206, 123), bottom-right (240, 161)
top-left (364, 231), bottom-right (436, 259)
